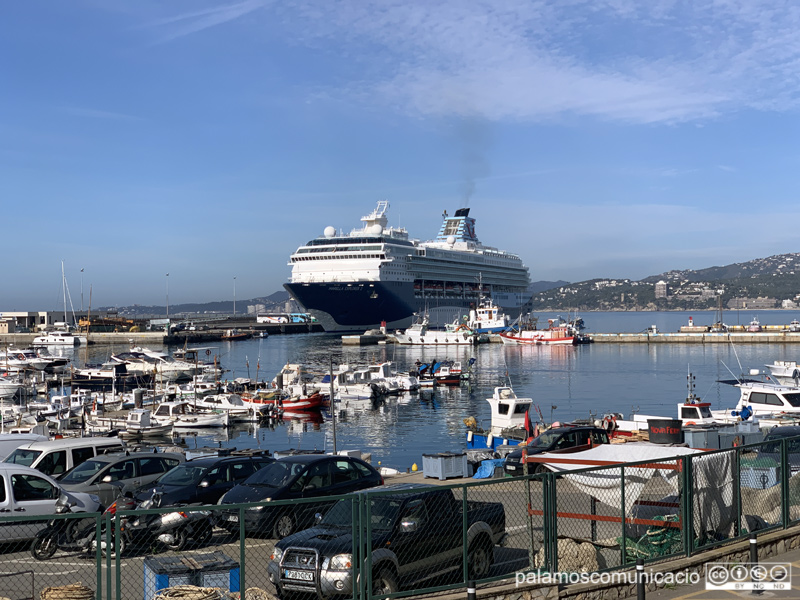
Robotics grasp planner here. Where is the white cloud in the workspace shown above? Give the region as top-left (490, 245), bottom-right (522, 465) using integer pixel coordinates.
top-left (260, 0), bottom-right (800, 124)
top-left (145, 0), bottom-right (268, 43)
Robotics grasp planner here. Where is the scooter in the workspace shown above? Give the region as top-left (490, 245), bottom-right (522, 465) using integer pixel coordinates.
top-left (97, 489), bottom-right (213, 557)
top-left (30, 490), bottom-right (104, 560)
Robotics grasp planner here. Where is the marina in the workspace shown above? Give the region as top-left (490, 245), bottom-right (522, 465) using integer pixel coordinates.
top-left (2, 310), bottom-right (800, 469)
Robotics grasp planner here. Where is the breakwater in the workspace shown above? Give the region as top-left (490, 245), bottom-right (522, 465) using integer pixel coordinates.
top-left (590, 331), bottom-right (800, 343)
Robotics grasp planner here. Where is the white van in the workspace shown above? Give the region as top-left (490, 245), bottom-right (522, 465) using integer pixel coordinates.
top-left (0, 433), bottom-right (49, 461)
top-left (4, 437), bottom-right (125, 479)
top-left (0, 463), bottom-right (100, 541)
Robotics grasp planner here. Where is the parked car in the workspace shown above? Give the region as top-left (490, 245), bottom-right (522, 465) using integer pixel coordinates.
top-left (218, 454), bottom-right (383, 538)
top-left (503, 426), bottom-right (609, 475)
top-left (0, 463), bottom-right (100, 542)
top-left (5, 438), bottom-right (125, 479)
top-left (58, 451), bottom-right (184, 507)
top-left (268, 483), bottom-right (507, 598)
top-left (135, 451), bottom-right (274, 506)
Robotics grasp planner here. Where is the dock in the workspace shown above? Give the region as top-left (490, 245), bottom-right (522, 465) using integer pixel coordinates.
top-left (589, 331), bottom-right (800, 343)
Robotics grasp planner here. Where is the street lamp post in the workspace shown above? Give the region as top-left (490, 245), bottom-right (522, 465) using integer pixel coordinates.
top-left (166, 273), bottom-right (170, 319)
top-left (233, 276), bottom-right (237, 316)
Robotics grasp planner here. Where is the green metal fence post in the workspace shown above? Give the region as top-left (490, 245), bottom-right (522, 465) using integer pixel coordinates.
top-left (781, 438), bottom-right (790, 528)
top-left (114, 513), bottom-right (121, 600)
top-left (526, 475), bottom-right (536, 571)
top-left (620, 465), bottom-right (627, 566)
top-left (95, 514), bottom-right (102, 600)
top-left (547, 472), bottom-right (558, 574)
top-left (734, 446), bottom-right (741, 538)
top-left (239, 506), bottom-right (246, 592)
top-left (682, 455), bottom-right (694, 556)
top-left (462, 484), bottom-right (469, 583)
top-left (351, 497), bottom-right (359, 600)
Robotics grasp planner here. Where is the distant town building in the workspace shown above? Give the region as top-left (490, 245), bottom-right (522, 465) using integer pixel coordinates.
top-left (247, 304), bottom-right (266, 315)
top-left (727, 297), bottom-right (779, 310)
top-left (655, 280), bottom-right (669, 299)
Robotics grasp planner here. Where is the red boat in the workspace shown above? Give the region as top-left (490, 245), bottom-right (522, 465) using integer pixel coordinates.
top-left (244, 391), bottom-right (326, 411)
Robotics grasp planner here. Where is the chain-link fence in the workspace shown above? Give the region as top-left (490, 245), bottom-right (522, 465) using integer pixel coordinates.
top-left (3, 437), bottom-right (800, 600)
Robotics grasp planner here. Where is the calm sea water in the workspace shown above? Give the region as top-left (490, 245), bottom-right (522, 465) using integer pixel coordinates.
top-left (61, 310), bottom-right (800, 470)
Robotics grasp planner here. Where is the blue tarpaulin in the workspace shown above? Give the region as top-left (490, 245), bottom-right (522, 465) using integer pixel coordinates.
top-left (473, 459), bottom-right (505, 479)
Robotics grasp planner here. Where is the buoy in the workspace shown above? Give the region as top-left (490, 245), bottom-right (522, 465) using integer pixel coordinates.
top-left (411, 463), bottom-right (418, 472)
top-left (486, 433), bottom-right (494, 448)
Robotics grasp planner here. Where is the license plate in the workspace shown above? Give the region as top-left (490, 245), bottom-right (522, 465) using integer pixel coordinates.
top-left (226, 514), bottom-right (238, 522)
top-left (507, 465), bottom-right (517, 471)
top-left (285, 570), bottom-right (314, 582)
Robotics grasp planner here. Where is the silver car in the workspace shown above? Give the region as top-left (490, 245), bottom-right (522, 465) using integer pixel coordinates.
top-left (58, 451), bottom-right (184, 507)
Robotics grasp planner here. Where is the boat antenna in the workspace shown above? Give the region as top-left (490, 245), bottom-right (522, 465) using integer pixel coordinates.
top-left (728, 337), bottom-right (745, 377)
top-left (720, 360), bottom-right (741, 383)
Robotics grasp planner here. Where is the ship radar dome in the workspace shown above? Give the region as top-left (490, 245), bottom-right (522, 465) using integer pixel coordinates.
top-left (447, 235), bottom-right (456, 245)
top-left (369, 224), bottom-right (383, 235)
top-left (324, 226), bottom-right (336, 238)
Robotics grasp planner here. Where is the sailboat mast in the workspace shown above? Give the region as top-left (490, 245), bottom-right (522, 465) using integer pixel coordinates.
top-left (62, 261), bottom-right (67, 324)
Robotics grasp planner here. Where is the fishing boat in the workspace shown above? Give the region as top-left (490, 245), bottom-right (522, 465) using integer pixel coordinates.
top-left (464, 386), bottom-right (536, 450)
top-left (392, 314), bottom-right (488, 345)
top-left (221, 329), bottom-right (251, 341)
top-left (747, 317), bottom-right (763, 332)
top-left (151, 401), bottom-right (229, 428)
top-left (119, 409), bottom-right (174, 438)
top-left (499, 316), bottom-right (589, 346)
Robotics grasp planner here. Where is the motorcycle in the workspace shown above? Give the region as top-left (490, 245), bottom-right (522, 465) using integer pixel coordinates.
top-left (97, 489), bottom-right (213, 557)
top-left (30, 490), bottom-right (104, 560)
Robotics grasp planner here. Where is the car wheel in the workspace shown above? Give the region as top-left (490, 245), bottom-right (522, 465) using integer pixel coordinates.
top-left (468, 539), bottom-right (493, 580)
top-left (372, 568), bottom-right (398, 595)
top-left (273, 514), bottom-right (295, 539)
top-left (534, 464), bottom-right (548, 475)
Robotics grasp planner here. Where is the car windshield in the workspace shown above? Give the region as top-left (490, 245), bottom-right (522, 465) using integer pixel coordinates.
top-left (60, 460), bottom-right (106, 484)
top-left (323, 497), bottom-right (402, 531)
top-left (158, 464), bottom-right (210, 486)
top-left (245, 460), bottom-right (305, 487)
top-left (5, 449), bottom-right (42, 467)
top-left (528, 431), bottom-right (562, 449)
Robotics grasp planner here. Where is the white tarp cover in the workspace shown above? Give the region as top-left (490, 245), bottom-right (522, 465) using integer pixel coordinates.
top-left (538, 444), bottom-right (703, 514)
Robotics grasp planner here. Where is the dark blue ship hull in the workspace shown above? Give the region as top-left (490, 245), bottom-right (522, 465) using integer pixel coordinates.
top-left (284, 281), bottom-right (417, 332)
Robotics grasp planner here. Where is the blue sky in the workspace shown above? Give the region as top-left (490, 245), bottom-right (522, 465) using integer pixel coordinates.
top-left (3, 1), bottom-right (800, 310)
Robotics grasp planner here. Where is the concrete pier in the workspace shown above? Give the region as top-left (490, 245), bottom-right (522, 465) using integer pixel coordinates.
top-left (590, 331), bottom-right (800, 343)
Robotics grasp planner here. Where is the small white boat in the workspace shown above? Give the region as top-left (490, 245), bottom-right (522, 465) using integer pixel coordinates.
top-left (393, 314), bottom-right (487, 345)
top-left (120, 409), bottom-right (174, 438)
top-left (152, 400), bottom-right (229, 428)
top-left (32, 331), bottom-right (86, 346)
top-left (194, 393), bottom-right (258, 421)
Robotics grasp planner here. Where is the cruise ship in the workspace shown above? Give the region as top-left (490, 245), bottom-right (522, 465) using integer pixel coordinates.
top-left (284, 201), bottom-right (532, 332)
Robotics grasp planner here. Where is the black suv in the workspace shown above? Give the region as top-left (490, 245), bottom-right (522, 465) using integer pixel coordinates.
top-left (503, 426), bottom-right (609, 475)
top-left (135, 450), bottom-right (274, 507)
top-left (219, 454), bottom-right (383, 538)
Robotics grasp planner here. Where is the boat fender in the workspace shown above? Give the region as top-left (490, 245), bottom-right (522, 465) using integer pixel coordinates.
top-left (486, 433), bottom-right (494, 448)
top-left (467, 431), bottom-right (473, 442)
top-left (603, 415), bottom-right (617, 433)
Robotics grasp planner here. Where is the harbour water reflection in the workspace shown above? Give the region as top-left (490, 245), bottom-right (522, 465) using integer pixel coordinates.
top-left (50, 310), bottom-right (800, 470)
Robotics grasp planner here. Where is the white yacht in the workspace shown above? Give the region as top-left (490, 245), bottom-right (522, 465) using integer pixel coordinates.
top-left (285, 201), bottom-right (531, 332)
top-left (32, 331), bottom-right (86, 346)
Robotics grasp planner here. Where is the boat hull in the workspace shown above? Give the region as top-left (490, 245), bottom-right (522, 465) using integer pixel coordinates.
top-left (286, 281), bottom-right (530, 333)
